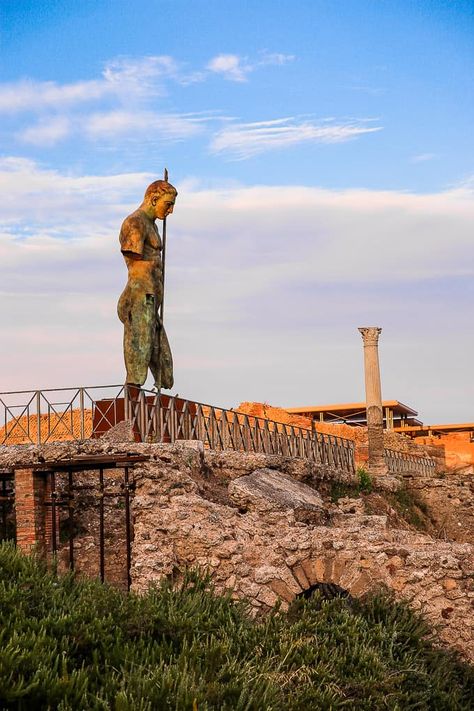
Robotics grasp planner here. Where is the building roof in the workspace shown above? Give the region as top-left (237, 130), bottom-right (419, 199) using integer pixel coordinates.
top-left (394, 422), bottom-right (474, 435)
top-left (286, 400), bottom-right (418, 418)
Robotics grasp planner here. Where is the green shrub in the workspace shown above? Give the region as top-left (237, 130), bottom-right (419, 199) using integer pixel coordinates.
top-left (0, 542), bottom-right (472, 710)
top-left (356, 467), bottom-right (373, 493)
top-left (330, 468), bottom-right (373, 502)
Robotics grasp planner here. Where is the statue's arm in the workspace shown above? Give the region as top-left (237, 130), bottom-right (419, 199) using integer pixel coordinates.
top-left (119, 215), bottom-right (145, 260)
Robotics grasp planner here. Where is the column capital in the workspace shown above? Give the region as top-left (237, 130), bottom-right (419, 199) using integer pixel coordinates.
top-left (358, 326), bottom-right (382, 346)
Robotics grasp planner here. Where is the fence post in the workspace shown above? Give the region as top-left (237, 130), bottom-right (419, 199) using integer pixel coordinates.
top-left (35, 391), bottom-right (41, 445)
top-left (79, 388), bottom-right (85, 440)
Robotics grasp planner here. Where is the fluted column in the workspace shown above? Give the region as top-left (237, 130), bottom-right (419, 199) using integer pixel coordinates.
top-left (358, 327), bottom-right (388, 475)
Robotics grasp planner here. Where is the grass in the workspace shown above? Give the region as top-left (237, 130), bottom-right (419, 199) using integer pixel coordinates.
top-left (0, 543), bottom-right (472, 710)
top-left (329, 470), bottom-right (432, 533)
top-left (330, 467), bottom-right (373, 502)
top-left (388, 486), bottom-right (431, 531)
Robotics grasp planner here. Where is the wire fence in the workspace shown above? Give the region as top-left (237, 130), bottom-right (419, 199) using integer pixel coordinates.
top-left (0, 385), bottom-right (355, 475)
top-left (0, 384), bottom-right (435, 477)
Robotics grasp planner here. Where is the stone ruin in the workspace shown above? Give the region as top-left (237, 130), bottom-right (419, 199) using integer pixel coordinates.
top-left (2, 434), bottom-right (473, 664)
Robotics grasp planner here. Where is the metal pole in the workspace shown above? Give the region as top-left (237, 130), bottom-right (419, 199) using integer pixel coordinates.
top-left (36, 391), bottom-right (41, 445)
top-left (155, 167), bottom-right (168, 396)
top-left (124, 467), bottom-right (132, 592)
top-left (99, 467), bottom-right (105, 583)
top-left (79, 388), bottom-right (85, 440)
top-left (68, 471), bottom-right (74, 570)
top-left (1, 478), bottom-right (7, 540)
top-left (50, 473), bottom-right (57, 555)
top-left (160, 166), bottom-right (168, 321)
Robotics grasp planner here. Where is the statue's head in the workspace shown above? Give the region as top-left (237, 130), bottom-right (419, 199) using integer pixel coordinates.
top-left (143, 180), bottom-right (178, 220)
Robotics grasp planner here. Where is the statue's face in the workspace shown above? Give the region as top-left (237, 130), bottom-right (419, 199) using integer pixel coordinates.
top-left (152, 192), bottom-right (176, 220)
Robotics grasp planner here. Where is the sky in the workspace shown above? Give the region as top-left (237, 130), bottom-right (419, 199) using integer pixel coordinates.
top-left (0, 0), bottom-right (473, 423)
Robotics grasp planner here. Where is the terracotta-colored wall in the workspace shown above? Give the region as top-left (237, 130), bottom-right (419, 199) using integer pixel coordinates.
top-left (412, 432), bottom-right (474, 473)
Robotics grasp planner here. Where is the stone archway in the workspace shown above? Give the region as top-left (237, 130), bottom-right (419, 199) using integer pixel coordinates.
top-left (297, 582), bottom-right (351, 602)
top-left (291, 552), bottom-right (381, 601)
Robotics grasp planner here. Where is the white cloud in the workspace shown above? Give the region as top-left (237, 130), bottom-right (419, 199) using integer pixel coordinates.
top-left (0, 56), bottom-right (184, 116)
top-left (18, 116), bottom-right (72, 146)
top-left (207, 54), bottom-right (251, 82)
top-left (0, 79), bottom-right (110, 113)
top-left (410, 153), bottom-right (437, 163)
top-left (0, 157), bottom-right (151, 231)
top-left (258, 51), bottom-right (295, 66)
top-left (84, 110), bottom-right (211, 140)
top-left (1, 52), bottom-right (298, 147)
top-left (0, 51), bottom-right (294, 119)
top-left (206, 51), bottom-right (295, 82)
top-left (1, 158), bottom-right (472, 419)
top-left (210, 117), bottom-right (383, 158)
top-left (102, 55), bottom-right (179, 89)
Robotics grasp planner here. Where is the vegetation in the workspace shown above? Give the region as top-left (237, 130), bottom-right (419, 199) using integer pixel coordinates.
top-left (0, 543), bottom-right (472, 710)
top-left (329, 471), bottom-right (433, 534)
top-left (330, 467), bottom-right (373, 502)
top-left (387, 486), bottom-right (431, 531)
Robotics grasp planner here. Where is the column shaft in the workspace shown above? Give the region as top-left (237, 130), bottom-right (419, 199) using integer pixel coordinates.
top-left (358, 327), bottom-right (388, 475)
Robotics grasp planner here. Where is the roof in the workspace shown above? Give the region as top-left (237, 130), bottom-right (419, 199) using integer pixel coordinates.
top-left (394, 423), bottom-right (474, 435)
top-left (286, 400), bottom-right (418, 417)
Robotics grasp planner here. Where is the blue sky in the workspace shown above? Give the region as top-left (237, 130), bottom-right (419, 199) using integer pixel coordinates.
top-left (0, 0), bottom-right (473, 422)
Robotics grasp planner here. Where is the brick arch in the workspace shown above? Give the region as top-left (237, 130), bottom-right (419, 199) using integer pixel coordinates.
top-left (297, 582), bottom-right (351, 601)
top-left (290, 552), bottom-right (381, 601)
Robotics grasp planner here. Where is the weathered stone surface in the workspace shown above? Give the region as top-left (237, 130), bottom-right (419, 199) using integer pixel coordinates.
top-left (406, 474), bottom-right (474, 544)
top-left (228, 468), bottom-right (324, 514)
top-left (100, 419), bottom-right (135, 443)
top-left (330, 513), bottom-right (388, 529)
top-left (1, 440), bottom-right (473, 663)
top-left (205, 449), bottom-right (355, 485)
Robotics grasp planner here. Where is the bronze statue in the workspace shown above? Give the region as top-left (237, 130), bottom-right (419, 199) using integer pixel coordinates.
top-left (117, 179), bottom-right (177, 390)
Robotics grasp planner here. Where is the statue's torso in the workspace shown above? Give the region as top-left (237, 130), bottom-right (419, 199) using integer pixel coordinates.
top-left (119, 209), bottom-right (163, 300)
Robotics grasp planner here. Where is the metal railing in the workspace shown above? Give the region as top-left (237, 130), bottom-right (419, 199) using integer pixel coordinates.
top-left (0, 385), bottom-right (355, 475)
top-left (384, 448), bottom-right (436, 477)
top-left (0, 385), bottom-right (441, 478)
top-left (0, 385), bottom-right (122, 445)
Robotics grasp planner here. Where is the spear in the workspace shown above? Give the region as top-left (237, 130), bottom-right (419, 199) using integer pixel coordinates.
top-left (160, 166), bottom-right (169, 326)
top-left (155, 167), bottom-right (168, 394)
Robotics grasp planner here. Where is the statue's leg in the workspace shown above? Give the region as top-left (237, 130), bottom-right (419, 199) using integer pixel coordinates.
top-left (122, 293), bottom-right (154, 387)
top-left (150, 323), bottom-right (174, 390)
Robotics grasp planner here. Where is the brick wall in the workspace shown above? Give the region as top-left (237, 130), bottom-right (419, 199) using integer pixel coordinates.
top-left (14, 468), bottom-right (47, 553)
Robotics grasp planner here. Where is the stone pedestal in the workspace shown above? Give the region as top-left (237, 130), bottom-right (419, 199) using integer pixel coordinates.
top-left (358, 327), bottom-right (388, 475)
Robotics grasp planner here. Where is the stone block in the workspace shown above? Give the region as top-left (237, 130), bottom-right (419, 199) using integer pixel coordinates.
top-left (350, 572), bottom-right (372, 596)
top-left (442, 577), bottom-right (457, 591)
top-left (269, 579), bottom-right (295, 603)
top-left (257, 586), bottom-right (279, 607)
top-left (228, 468), bottom-right (324, 514)
top-left (292, 564), bottom-right (310, 589)
top-left (300, 557), bottom-right (326, 585)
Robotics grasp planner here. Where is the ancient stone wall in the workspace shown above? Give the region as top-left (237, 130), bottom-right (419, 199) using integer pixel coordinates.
top-left (1, 439), bottom-right (473, 663)
top-left (405, 473), bottom-right (474, 544)
top-left (129, 443), bottom-right (474, 662)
